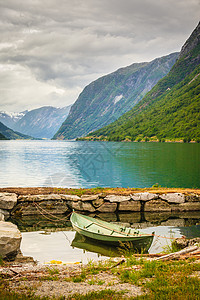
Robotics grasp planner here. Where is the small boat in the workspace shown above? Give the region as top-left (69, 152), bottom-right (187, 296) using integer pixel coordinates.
top-left (70, 212), bottom-right (154, 248)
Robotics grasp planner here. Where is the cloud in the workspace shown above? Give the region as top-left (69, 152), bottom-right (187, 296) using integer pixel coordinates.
top-left (0, 0), bottom-right (199, 111)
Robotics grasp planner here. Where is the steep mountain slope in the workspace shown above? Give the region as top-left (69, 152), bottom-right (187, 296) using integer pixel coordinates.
top-left (54, 53), bottom-right (178, 140)
top-left (88, 22), bottom-right (200, 142)
top-left (0, 132), bottom-right (8, 140)
top-left (7, 106), bottom-right (71, 139)
top-left (0, 122), bottom-right (34, 140)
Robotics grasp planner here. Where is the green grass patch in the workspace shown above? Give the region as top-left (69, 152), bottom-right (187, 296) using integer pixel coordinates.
top-left (67, 289), bottom-right (125, 300)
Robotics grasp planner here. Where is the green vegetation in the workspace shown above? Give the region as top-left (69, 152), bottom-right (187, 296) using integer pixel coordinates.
top-left (86, 24), bottom-right (200, 142)
top-left (0, 121), bottom-right (34, 140)
top-left (1, 256), bottom-right (200, 299)
top-left (0, 132), bottom-right (8, 140)
top-left (54, 53), bottom-right (178, 140)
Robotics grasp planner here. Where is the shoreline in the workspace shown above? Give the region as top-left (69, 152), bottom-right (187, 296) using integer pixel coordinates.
top-left (1, 187), bottom-right (200, 220)
top-left (1, 186), bottom-right (200, 196)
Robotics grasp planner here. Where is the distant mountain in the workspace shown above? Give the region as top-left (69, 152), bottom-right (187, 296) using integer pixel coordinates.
top-left (53, 52), bottom-right (178, 140)
top-left (88, 22), bottom-right (200, 142)
top-left (0, 106), bottom-right (71, 139)
top-left (0, 122), bottom-right (34, 140)
top-left (0, 111), bottom-right (27, 129)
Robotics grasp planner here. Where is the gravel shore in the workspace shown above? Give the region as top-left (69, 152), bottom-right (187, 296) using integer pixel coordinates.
top-left (1, 261), bottom-right (145, 299)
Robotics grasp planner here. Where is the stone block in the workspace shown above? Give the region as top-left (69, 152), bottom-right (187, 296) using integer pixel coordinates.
top-left (0, 221), bottom-right (22, 258)
top-left (104, 195), bottom-right (131, 202)
top-left (185, 194), bottom-right (200, 202)
top-left (0, 193), bottom-right (17, 210)
top-left (118, 200), bottom-right (141, 211)
top-left (61, 194), bottom-right (81, 201)
top-left (160, 193), bottom-right (185, 204)
top-left (97, 202), bottom-right (117, 213)
top-left (171, 202), bottom-right (200, 212)
top-left (12, 200), bottom-right (70, 215)
top-left (131, 192), bottom-right (158, 201)
top-left (18, 194), bottom-right (62, 202)
top-left (81, 194), bottom-right (100, 201)
top-left (92, 197), bottom-right (104, 208)
top-left (68, 201), bottom-right (95, 212)
top-left (144, 199), bottom-right (171, 212)
top-left (0, 209), bottom-right (10, 221)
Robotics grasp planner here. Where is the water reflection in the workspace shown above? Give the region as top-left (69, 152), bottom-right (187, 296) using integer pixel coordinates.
top-left (0, 140), bottom-right (200, 188)
top-left (71, 232), bottom-right (153, 256)
top-left (11, 211), bottom-right (200, 263)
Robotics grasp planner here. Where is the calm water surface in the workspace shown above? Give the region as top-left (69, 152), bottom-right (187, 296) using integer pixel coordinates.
top-left (20, 224), bottom-right (200, 264)
top-left (0, 140), bottom-right (200, 188)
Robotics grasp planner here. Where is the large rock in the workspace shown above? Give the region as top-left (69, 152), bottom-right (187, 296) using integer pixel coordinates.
top-left (61, 194), bottom-right (81, 201)
top-left (0, 193), bottom-right (17, 210)
top-left (97, 202), bottom-right (117, 213)
top-left (185, 194), bottom-right (200, 202)
top-left (0, 209), bottom-right (10, 221)
top-left (160, 193), bottom-right (185, 204)
top-left (0, 221), bottom-right (22, 258)
top-left (92, 197), bottom-right (104, 208)
top-left (67, 201), bottom-right (96, 212)
top-left (171, 202), bottom-right (200, 212)
top-left (81, 194), bottom-right (101, 201)
top-left (11, 200), bottom-right (70, 215)
top-left (104, 195), bottom-right (131, 202)
top-left (18, 194), bottom-right (62, 202)
top-left (131, 192), bottom-right (158, 201)
top-left (118, 200), bottom-right (141, 211)
top-left (144, 199), bottom-right (171, 212)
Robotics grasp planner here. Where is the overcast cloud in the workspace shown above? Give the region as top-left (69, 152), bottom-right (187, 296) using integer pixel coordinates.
top-left (0, 0), bottom-right (199, 112)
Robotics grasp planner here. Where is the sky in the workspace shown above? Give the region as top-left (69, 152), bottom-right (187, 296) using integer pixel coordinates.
top-left (0, 0), bottom-right (199, 112)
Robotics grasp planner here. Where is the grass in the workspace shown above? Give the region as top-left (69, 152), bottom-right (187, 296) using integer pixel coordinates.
top-left (119, 259), bottom-right (200, 299)
top-left (1, 252), bottom-right (200, 299)
top-left (52, 186), bottom-right (200, 197)
top-left (67, 290), bottom-right (125, 300)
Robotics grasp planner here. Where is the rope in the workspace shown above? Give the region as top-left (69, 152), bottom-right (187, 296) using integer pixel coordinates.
top-left (31, 201), bottom-right (73, 244)
top-left (33, 201), bottom-right (72, 221)
top-left (73, 212), bottom-right (179, 240)
top-left (30, 200), bottom-right (179, 241)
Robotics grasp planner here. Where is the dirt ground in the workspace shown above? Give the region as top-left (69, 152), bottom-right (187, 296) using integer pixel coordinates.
top-left (1, 261), bottom-right (144, 299)
top-left (1, 187), bottom-right (200, 195)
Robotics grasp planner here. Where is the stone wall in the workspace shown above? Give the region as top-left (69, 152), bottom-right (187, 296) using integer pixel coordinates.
top-left (0, 191), bottom-right (200, 218)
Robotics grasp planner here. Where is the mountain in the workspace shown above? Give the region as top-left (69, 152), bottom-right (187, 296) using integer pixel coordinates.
top-left (87, 22), bottom-right (200, 142)
top-left (0, 106), bottom-right (71, 139)
top-left (0, 111), bottom-right (27, 129)
top-left (0, 132), bottom-right (8, 140)
top-left (0, 122), bottom-right (34, 140)
top-left (53, 52), bottom-right (178, 140)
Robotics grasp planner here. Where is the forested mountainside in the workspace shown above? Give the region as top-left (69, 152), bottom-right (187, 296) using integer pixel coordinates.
top-left (0, 122), bottom-right (34, 140)
top-left (0, 132), bottom-right (8, 140)
top-left (86, 22), bottom-right (200, 142)
top-left (54, 53), bottom-right (178, 140)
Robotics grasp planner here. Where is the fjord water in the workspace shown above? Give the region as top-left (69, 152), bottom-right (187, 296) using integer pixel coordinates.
top-left (0, 140), bottom-right (200, 188)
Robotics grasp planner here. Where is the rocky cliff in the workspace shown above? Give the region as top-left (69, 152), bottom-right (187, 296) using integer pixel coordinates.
top-left (89, 22), bottom-right (200, 142)
top-left (53, 53), bottom-right (178, 140)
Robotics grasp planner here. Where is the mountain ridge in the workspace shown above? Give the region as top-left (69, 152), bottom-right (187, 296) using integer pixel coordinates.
top-left (53, 52), bottom-right (178, 140)
top-left (0, 105), bottom-right (71, 139)
top-left (0, 121), bottom-right (34, 140)
top-left (86, 22), bottom-right (200, 142)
